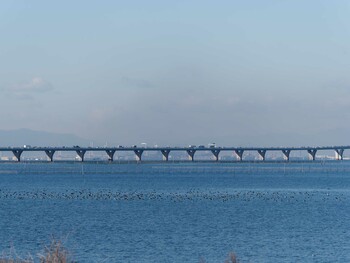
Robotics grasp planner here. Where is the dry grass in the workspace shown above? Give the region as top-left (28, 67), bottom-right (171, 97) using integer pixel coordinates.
top-left (0, 248), bottom-right (32, 263)
top-left (0, 239), bottom-right (72, 263)
top-left (2, 241), bottom-right (236, 263)
top-left (224, 252), bottom-right (238, 263)
top-left (38, 240), bottom-right (70, 263)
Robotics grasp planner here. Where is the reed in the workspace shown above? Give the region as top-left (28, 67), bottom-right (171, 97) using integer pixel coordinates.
top-left (2, 241), bottom-right (236, 263)
top-left (0, 239), bottom-right (72, 263)
top-left (224, 252), bottom-right (238, 263)
top-left (38, 239), bottom-right (70, 263)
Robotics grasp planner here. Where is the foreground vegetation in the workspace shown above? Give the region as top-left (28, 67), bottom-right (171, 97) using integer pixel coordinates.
top-left (1, 240), bottom-right (238, 263)
top-left (0, 240), bottom-right (71, 263)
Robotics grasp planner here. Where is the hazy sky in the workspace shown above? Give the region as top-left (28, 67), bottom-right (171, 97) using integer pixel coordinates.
top-left (1, 1), bottom-right (350, 146)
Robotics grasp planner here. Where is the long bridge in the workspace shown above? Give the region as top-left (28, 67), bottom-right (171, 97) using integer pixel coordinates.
top-left (0, 145), bottom-right (349, 162)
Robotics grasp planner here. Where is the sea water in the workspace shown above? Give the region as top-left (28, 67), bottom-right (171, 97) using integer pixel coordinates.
top-left (0, 161), bottom-right (350, 262)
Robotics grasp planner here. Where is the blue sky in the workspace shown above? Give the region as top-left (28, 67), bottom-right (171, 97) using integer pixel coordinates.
top-left (0, 1), bottom-right (350, 146)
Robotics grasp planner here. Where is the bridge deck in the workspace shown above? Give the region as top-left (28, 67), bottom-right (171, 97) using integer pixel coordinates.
top-left (0, 145), bottom-right (348, 162)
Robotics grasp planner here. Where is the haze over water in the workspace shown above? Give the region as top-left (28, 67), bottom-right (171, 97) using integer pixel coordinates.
top-left (0, 162), bottom-right (349, 262)
top-left (1, 1), bottom-right (350, 146)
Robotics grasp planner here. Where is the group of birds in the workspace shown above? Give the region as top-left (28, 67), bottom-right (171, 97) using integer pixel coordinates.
top-left (0, 188), bottom-right (345, 203)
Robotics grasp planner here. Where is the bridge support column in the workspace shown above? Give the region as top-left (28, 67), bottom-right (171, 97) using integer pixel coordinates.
top-left (282, 149), bottom-right (291, 161)
top-left (211, 149), bottom-right (220, 161)
top-left (134, 150), bottom-right (144, 161)
top-left (335, 149), bottom-right (344, 160)
top-left (106, 150), bottom-right (116, 161)
top-left (76, 150), bottom-right (86, 162)
top-left (257, 149), bottom-right (267, 161)
top-left (186, 149), bottom-right (196, 161)
top-left (307, 149), bottom-right (317, 161)
top-left (235, 149), bottom-right (244, 161)
top-left (12, 150), bottom-right (23, 162)
top-left (45, 150), bottom-right (55, 162)
top-left (161, 150), bottom-right (171, 161)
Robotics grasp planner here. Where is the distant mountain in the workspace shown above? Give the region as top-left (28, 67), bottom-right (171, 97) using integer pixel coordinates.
top-left (0, 128), bottom-right (91, 147)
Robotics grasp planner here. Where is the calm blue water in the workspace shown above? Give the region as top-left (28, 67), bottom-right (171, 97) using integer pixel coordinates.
top-left (0, 161), bottom-right (350, 262)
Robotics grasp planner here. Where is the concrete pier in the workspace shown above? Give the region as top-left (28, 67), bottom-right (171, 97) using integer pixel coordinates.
top-left (235, 149), bottom-right (244, 161)
top-left (257, 149), bottom-right (267, 161)
top-left (12, 149), bottom-right (23, 162)
top-left (282, 149), bottom-right (291, 161)
top-left (134, 149), bottom-right (144, 161)
top-left (211, 149), bottom-right (220, 161)
top-left (186, 149), bottom-right (196, 161)
top-left (76, 149), bottom-right (86, 162)
top-left (45, 150), bottom-right (55, 162)
top-left (307, 149), bottom-right (317, 161)
top-left (106, 150), bottom-right (116, 161)
top-left (161, 149), bottom-right (171, 161)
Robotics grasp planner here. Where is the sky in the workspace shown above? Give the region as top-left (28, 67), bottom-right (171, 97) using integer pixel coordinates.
top-left (0, 1), bottom-right (350, 147)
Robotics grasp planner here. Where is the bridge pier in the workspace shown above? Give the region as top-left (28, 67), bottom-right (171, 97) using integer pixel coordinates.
top-left (45, 150), bottom-right (55, 162)
top-left (12, 149), bottom-right (23, 162)
top-left (335, 149), bottom-right (344, 160)
top-left (257, 149), bottom-right (266, 161)
top-left (235, 149), bottom-right (244, 161)
top-left (307, 149), bottom-right (317, 161)
top-left (211, 149), bottom-right (220, 161)
top-left (161, 150), bottom-right (171, 161)
top-left (186, 149), bottom-right (196, 161)
top-left (106, 150), bottom-right (116, 161)
top-left (134, 149), bottom-right (144, 161)
top-left (76, 150), bottom-right (86, 162)
top-left (282, 149), bottom-right (291, 161)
